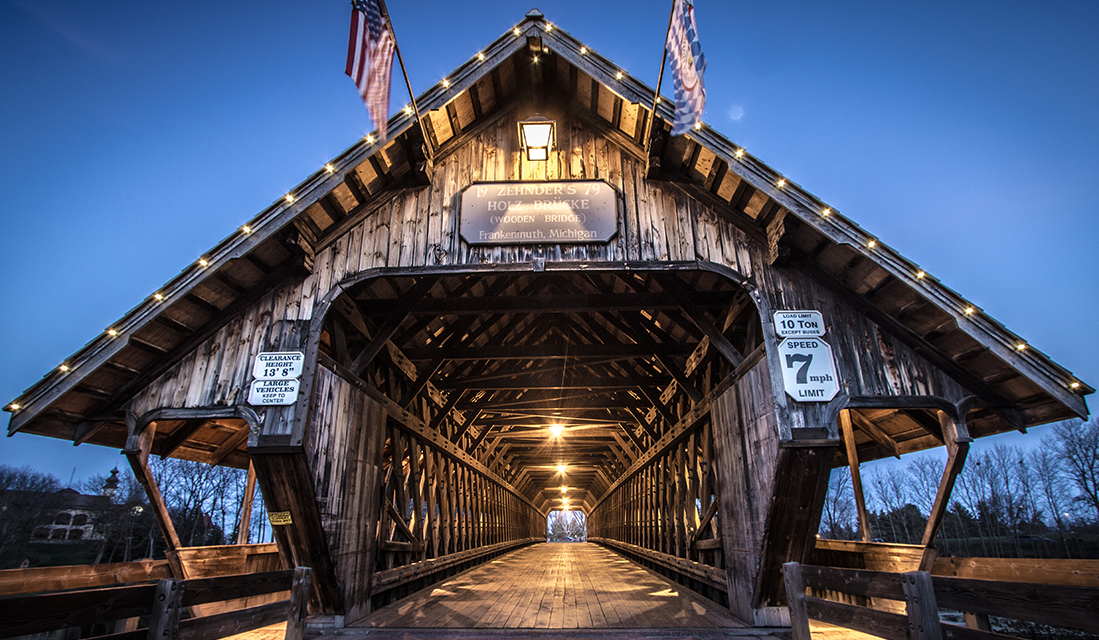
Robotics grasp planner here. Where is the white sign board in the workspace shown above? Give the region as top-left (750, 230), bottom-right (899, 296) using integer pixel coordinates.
top-left (773, 310), bottom-right (826, 338)
top-left (248, 379), bottom-right (301, 406)
top-left (252, 352), bottom-right (305, 380)
top-left (777, 337), bottom-right (840, 402)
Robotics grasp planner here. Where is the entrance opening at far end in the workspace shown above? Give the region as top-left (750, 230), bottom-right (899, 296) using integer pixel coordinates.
top-left (547, 509), bottom-right (587, 542)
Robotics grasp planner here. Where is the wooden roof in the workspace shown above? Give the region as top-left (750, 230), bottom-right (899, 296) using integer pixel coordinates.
top-left (4, 11), bottom-right (1090, 485)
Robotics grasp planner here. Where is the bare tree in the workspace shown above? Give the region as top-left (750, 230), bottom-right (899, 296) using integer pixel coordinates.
top-left (547, 510), bottom-right (586, 541)
top-left (907, 454), bottom-right (946, 517)
top-left (867, 467), bottom-right (918, 542)
top-left (150, 458), bottom-right (245, 547)
top-left (1053, 418), bottom-right (1099, 523)
top-left (1030, 444), bottom-right (1075, 557)
top-left (819, 467), bottom-right (857, 540)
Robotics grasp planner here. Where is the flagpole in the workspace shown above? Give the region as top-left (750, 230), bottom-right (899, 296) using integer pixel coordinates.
top-left (375, 0), bottom-right (434, 160)
top-left (644, 0), bottom-right (678, 157)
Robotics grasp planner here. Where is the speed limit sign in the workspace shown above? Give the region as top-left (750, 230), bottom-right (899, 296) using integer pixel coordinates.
top-left (777, 337), bottom-right (840, 402)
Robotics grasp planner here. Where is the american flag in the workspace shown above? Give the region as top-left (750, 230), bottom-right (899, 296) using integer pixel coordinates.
top-left (346, 0), bottom-right (395, 138)
top-left (666, 0), bottom-right (706, 136)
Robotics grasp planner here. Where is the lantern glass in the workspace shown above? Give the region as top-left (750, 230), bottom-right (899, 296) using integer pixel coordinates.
top-left (518, 116), bottom-right (555, 162)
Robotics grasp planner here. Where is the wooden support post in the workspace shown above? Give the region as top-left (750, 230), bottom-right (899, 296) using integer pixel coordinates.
top-left (901, 571), bottom-right (943, 640)
top-left (839, 410), bottom-right (872, 542)
top-left (782, 563), bottom-right (811, 640)
top-left (146, 579), bottom-right (183, 640)
top-left (920, 410), bottom-right (972, 558)
top-left (284, 566), bottom-right (313, 640)
top-left (235, 461), bottom-right (257, 545)
top-left (123, 413), bottom-right (186, 579)
top-left (250, 452), bottom-right (346, 615)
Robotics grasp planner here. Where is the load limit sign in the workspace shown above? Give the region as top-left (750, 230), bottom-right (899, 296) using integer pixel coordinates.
top-left (774, 310), bottom-right (840, 403)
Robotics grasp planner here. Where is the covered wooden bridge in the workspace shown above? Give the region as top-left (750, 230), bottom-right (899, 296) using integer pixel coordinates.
top-left (3, 10), bottom-right (1093, 639)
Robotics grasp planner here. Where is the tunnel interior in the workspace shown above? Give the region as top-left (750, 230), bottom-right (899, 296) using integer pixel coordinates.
top-left (318, 268), bottom-right (760, 519)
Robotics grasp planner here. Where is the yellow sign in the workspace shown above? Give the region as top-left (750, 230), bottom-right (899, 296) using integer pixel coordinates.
top-left (268, 511), bottom-right (293, 525)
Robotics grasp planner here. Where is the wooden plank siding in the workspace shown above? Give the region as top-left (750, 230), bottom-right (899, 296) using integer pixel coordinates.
top-left (105, 111), bottom-right (996, 621)
top-left (127, 112), bottom-right (968, 450)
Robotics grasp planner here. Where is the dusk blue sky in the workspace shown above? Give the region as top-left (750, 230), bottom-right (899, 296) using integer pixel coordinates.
top-left (1, 0), bottom-right (1096, 483)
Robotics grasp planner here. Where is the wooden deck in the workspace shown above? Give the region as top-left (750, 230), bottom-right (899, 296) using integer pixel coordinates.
top-left (351, 543), bottom-right (764, 635)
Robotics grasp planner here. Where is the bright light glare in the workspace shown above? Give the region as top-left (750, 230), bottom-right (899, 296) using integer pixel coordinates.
top-left (549, 425), bottom-right (564, 437)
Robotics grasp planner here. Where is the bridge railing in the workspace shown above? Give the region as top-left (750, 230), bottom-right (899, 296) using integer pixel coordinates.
top-left (783, 561), bottom-right (1099, 640)
top-left (0, 567), bottom-right (312, 640)
top-left (368, 410), bottom-right (544, 608)
top-left (587, 402), bottom-right (727, 604)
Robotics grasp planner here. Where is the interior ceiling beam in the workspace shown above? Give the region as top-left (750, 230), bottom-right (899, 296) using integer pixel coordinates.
top-left (349, 277), bottom-right (437, 375)
top-left (398, 314), bottom-right (481, 408)
top-left (480, 412), bottom-right (631, 424)
top-left (398, 291), bottom-right (732, 316)
top-left (400, 343), bottom-right (691, 360)
top-left (850, 411), bottom-right (902, 460)
top-left (158, 419), bottom-right (208, 460)
top-left (655, 274), bottom-right (745, 367)
top-left (626, 406), bottom-right (660, 441)
top-left (434, 376), bottom-right (671, 390)
top-left (454, 392), bottom-right (650, 411)
top-left (440, 356), bottom-right (642, 385)
top-left (617, 312), bottom-right (704, 403)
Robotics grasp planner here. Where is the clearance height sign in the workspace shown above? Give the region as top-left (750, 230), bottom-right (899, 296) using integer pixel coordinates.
top-left (459, 180), bottom-right (618, 245)
top-left (248, 351), bottom-right (304, 406)
top-left (773, 311), bottom-right (840, 402)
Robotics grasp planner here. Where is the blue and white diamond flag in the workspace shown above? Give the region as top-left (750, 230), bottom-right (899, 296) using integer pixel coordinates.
top-left (666, 0), bottom-right (707, 136)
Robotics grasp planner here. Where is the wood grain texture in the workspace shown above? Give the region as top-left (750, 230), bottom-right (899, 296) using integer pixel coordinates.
top-left (359, 543), bottom-right (743, 630)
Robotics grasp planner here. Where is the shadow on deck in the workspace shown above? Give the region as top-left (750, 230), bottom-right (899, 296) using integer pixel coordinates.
top-left (329, 542), bottom-right (788, 639)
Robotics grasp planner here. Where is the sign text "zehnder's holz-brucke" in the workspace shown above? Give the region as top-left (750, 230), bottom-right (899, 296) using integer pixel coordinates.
top-left (460, 180), bottom-right (618, 245)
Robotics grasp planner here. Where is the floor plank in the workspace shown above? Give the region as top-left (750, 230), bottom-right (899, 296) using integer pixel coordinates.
top-left (357, 542), bottom-right (744, 630)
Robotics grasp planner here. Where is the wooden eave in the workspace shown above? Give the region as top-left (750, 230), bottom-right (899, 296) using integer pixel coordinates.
top-left (5, 12), bottom-right (1089, 458)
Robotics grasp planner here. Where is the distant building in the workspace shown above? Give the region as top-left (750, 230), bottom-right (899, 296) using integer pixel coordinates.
top-left (29, 488), bottom-right (110, 543)
top-left (0, 468), bottom-right (117, 554)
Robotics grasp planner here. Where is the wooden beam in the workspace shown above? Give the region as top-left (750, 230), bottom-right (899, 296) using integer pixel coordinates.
top-left (920, 411), bottom-right (972, 555)
top-left (386, 499), bottom-right (421, 547)
top-left (400, 343), bottom-right (693, 360)
top-left (398, 315), bottom-right (480, 408)
top-left (210, 426), bottom-right (250, 467)
top-left (250, 452), bottom-right (345, 613)
top-left (404, 291), bottom-right (731, 316)
top-left (655, 275), bottom-right (745, 367)
top-left (159, 420), bottom-right (207, 459)
top-left (435, 376), bottom-right (671, 390)
top-left (122, 413), bottom-right (185, 579)
top-left (589, 399), bottom-right (711, 511)
top-left (429, 390), bottom-right (464, 435)
top-left (235, 462), bottom-right (257, 545)
top-left (620, 313), bottom-right (704, 403)
top-left (349, 277), bottom-right (436, 376)
top-left (384, 401), bottom-right (540, 512)
top-left (850, 411), bottom-right (901, 460)
top-left (839, 410), bottom-right (872, 543)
